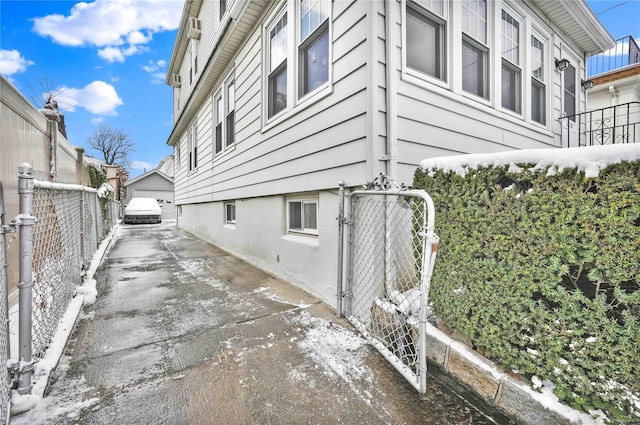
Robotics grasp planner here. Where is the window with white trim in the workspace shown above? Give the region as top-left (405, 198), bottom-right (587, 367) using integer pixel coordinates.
top-left (226, 79), bottom-right (235, 147)
top-left (189, 39), bottom-right (198, 85)
top-left (215, 93), bottom-right (223, 154)
top-left (501, 8), bottom-right (521, 114)
top-left (299, 0), bottom-right (329, 97)
top-left (175, 144), bottom-right (181, 167)
top-left (188, 123), bottom-right (197, 171)
top-left (268, 10), bottom-right (288, 118)
top-left (213, 74), bottom-right (235, 155)
top-left (531, 33), bottom-right (546, 125)
top-left (406, 0), bottom-right (446, 81)
top-left (220, 0), bottom-right (226, 21)
top-left (287, 198), bottom-right (318, 236)
top-left (461, 0), bottom-right (489, 100)
top-left (225, 201), bottom-right (236, 224)
top-left (263, 0), bottom-right (331, 123)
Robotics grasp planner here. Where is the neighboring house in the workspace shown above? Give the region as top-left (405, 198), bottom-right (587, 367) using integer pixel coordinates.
top-left (123, 158), bottom-right (175, 221)
top-left (582, 36), bottom-right (640, 146)
top-left (165, 0), bottom-right (613, 303)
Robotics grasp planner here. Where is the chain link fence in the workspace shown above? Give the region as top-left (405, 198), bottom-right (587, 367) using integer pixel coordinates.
top-left (0, 165), bottom-right (120, 411)
top-left (30, 182), bottom-right (118, 358)
top-left (0, 183), bottom-right (11, 425)
top-left (339, 178), bottom-right (438, 393)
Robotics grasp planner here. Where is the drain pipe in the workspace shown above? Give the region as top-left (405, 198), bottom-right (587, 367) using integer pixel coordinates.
top-left (384, 0), bottom-right (399, 180)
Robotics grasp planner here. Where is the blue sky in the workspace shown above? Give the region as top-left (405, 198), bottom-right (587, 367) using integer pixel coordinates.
top-left (0, 1), bottom-right (638, 179)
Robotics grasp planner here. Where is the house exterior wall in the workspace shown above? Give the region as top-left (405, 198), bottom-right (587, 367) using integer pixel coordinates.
top-left (178, 190), bottom-right (340, 302)
top-left (167, 0), bottom-right (611, 305)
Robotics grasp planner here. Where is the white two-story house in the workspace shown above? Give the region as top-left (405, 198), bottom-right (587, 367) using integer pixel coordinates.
top-left (165, 0), bottom-right (613, 303)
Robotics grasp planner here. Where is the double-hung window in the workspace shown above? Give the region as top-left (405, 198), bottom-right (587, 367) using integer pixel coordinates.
top-left (214, 75), bottom-right (235, 155)
top-left (264, 0), bottom-right (330, 123)
top-left (225, 201), bottom-right (236, 224)
top-left (187, 124), bottom-right (198, 172)
top-left (406, 0), bottom-right (446, 81)
top-left (189, 39), bottom-right (198, 85)
top-left (531, 34), bottom-right (546, 125)
top-left (220, 0), bottom-right (226, 21)
top-left (461, 0), bottom-right (489, 100)
top-left (268, 11), bottom-right (288, 118)
top-left (287, 198), bottom-right (318, 236)
top-left (226, 80), bottom-right (235, 147)
top-left (501, 9), bottom-right (521, 114)
top-left (299, 0), bottom-right (329, 97)
top-left (215, 94), bottom-right (223, 154)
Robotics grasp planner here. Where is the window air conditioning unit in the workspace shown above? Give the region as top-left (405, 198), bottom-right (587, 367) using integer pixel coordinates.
top-left (171, 74), bottom-right (182, 88)
top-left (188, 17), bottom-right (201, 39)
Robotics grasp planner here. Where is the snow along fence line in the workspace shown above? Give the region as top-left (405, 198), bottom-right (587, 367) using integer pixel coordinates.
top-left (4, 163), bottom-right (120, 415)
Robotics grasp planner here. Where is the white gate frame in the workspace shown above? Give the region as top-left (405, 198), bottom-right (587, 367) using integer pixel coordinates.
top-left (336, 175), bottom-right (439, 393)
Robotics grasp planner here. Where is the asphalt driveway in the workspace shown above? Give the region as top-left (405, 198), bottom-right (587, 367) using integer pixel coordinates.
top-left (13, 223), bottom-right (512, 424)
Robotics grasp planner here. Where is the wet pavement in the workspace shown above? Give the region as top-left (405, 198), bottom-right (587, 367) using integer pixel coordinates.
top-left (13, 223), bottom-right (513, 424)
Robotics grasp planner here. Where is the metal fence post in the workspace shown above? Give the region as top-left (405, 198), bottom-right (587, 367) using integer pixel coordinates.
top-left (336, 181), bottom-right (346, 318)
top-left (17, 164), bottom-right (35, 394)
top-left (0, 182), bottom-right (14, 359)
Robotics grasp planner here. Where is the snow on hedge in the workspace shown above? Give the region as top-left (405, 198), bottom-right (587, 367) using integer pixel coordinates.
top-left (420, 144), bottom-right (640, 178)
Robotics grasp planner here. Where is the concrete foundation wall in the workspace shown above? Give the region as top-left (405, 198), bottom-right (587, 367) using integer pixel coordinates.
top-left (177, 189), bottom-right (342, 304)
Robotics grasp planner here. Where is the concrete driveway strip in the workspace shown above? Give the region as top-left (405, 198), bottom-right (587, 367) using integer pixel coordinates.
top-left (13, 224), bottom-right (513, 425)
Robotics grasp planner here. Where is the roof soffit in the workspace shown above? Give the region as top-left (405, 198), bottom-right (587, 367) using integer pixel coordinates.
top-left (530, 0), bottom-right (614, 55)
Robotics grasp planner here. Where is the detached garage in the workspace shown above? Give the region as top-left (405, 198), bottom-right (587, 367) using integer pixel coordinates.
top-left (124, 169), bottom-right (175, 221)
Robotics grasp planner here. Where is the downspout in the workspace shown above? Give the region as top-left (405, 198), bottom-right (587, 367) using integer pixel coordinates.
top-left (384, 0), bottom-right (399, 179)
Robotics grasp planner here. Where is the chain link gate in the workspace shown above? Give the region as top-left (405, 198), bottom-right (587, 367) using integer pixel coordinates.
top-left (337, 174), bottom-right (439, 393)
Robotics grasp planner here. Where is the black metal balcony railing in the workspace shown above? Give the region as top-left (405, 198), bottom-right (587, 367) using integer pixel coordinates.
top-left (559, 102), bottom-right (640, 147)
top-left (587, 36), bottom-right (640, 76)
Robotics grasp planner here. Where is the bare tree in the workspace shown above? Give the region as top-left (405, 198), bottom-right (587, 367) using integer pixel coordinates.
top-left (28, 76), bottom-right (72, 138)
top-left (87, 125), bottom-right (135, 167)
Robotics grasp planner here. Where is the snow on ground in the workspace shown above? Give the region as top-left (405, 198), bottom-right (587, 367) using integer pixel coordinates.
top-left (292, 311), bottom-right (374, 403)
top-left (420, 144), bottom-right (640, 178)
top-left (8, 225), bottom-right (117, 420)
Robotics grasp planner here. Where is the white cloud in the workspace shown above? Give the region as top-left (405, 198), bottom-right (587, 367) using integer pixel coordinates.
top-left (130, 160), bottom-right (155, 171)
top-left (32, 0), bottom-right (183, 62)
top-left (58, 81), bottom-right (123, 115)
top-left (0, 49), bottom-right (34, 75)
top-left (142, 60), bottom-right (167, 84)
top-left (90, 117), bottom-right (104, 124)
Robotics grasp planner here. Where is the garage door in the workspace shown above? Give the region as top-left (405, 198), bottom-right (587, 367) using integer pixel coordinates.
top-left (132, 190), bottom-right (175, 220)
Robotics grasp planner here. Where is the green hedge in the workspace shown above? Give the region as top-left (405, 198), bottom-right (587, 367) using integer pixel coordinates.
top-left (413, 160), bottom-right (640, 423)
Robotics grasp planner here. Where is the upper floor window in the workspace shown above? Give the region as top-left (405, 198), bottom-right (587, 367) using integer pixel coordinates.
top-left (299, 0), bottom-right (329, 97)
top-left (188, 123), bottom-right (198, 171)
top-left (189, 39), bottom-right (198, 85)
top-left (461, 0), bottom-right (489, 100)
top-left (264, 0), bottom-right (331, 124)
top-left (501, 8), bottom-right (521, 114)
top-left (226, 79), bottom-right (235, 147)
top-left (531, 34), bottom-right (546, 125)
top-left (215, 94), bottom-right (223, 154)
top-left (406, 0), bottom-right (447, 81)
top-left (214, 74), bottom-right (236, 155)
top-left (268, 11), bottom-right (288, 118)
top-left (220, 0), bottom-right (227, 21)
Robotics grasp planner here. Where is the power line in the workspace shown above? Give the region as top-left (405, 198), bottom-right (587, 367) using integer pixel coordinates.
top-left (596, 0), bottom-right (630, 16)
